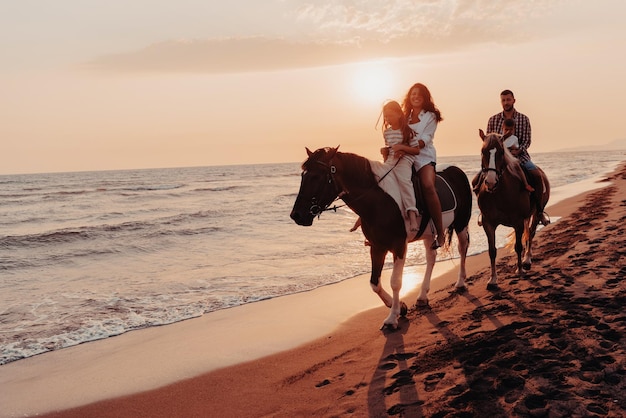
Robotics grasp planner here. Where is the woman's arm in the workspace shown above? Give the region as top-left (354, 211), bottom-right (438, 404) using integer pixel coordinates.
top-left (393, 111), bottom-right (436, 156)
top-left (415, 112), bottom-right (437, 147)
top-left (392, 140), bottom-right (424, 156)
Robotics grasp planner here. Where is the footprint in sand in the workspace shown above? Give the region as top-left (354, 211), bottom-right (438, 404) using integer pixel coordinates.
top-left (315, 379), bottom-right (331, 388)
top-left (384, 369), bottom-right (415, 395)
top-left (379, 362), bottom-right (397, 371)
top-left (423, 372), bottom-right (445, 392)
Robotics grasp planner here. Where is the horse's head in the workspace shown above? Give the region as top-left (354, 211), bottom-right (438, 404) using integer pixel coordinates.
top-left (290, 146), bottom-right (342, 226)
top-left (479, 130), bottom-right (506, 192)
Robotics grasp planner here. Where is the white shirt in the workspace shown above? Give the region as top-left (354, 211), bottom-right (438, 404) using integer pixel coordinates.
top-left (408, 110), bottom-right (438, 170)
top-left (503, 134), bottom-right (519, 150)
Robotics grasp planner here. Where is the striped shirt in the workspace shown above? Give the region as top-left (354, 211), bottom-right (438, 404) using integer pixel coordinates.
top-left (383, 128), bottom-right (413, 163)
top-left (487, 110), bottom-right (532, 164)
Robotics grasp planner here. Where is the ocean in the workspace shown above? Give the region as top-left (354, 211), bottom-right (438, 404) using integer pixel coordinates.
top-left (0, 150), bottom-right (623, 365)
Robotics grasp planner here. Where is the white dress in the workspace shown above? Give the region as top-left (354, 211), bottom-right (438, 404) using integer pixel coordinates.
top-left (379, 128), bottom-right (417, 214)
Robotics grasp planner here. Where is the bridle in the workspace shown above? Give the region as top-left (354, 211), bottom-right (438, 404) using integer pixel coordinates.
top-left (481, 165), bottom-right (502, 178)
top-left (306, 159), bottom-right (346, 217)
top-left (481, 143), bottom-right (504, 191)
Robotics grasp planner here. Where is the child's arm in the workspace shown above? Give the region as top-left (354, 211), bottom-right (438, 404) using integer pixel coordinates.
top-left (508, 146), bottom-right (521, 157)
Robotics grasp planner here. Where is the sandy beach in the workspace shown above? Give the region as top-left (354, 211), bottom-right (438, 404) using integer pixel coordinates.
top-left (2, 162), bottom-right (625, 417)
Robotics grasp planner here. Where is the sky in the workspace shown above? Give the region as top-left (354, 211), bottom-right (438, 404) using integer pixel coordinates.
top-left (2, 0), bottom-right (626, 175)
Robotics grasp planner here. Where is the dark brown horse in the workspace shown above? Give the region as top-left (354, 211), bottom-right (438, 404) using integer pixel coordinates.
top-left (477, 131), bottom-right (550, 289)
top-left (290, 147), bottom-right (472, 329)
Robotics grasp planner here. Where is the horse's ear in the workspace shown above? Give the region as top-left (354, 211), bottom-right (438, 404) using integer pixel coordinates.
top-left (327, 146), bottom-right (339, 159)
top-left (479, 129), bottom-right (486, 141)
top-left (306, 147), bottom-right (313, 157)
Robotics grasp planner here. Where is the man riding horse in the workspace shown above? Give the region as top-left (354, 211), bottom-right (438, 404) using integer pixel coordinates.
top-left (474, 89), bottom-right (549, 226)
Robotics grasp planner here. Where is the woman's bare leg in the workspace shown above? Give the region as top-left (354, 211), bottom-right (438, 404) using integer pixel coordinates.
top-left (419, 165), bottom-right (445, 248)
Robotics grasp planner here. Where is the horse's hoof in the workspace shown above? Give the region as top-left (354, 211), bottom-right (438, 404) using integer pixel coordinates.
top-left (415, 299), bottom-right (430, 309)
top-left (400, 302), bottom-right (408, 317)
top-left (380, 323), bottom-right (399, 331)
top-left (522, 262), bottom-right (531, 271)
top-left (454, 286), bottom-right (467, 294)
top-left (486, 283), bottom-right (499, 291)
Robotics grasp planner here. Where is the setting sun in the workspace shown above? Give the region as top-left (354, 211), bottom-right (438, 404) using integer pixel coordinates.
top-left (351, 61), bottom-right (396, 105)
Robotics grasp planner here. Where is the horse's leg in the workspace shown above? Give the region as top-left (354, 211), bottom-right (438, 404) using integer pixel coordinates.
top-left (522, 217), bottom-right (533, 270)
top-left (453, 227), bottom-right (470, 290)
top-left (369, 247), bottom-right (392, 308)
top-left (484, 223), bottom-right (499, 289)
top-left (514, 225), bottom-right (525, 276)
top-left (416, 237), bottom-right (437, 307)
top-left (382, 253), bottom-right (406, 329)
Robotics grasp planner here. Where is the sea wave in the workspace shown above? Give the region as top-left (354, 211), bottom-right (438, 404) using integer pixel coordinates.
top-left (0, 153), bottom-right (623, 366)
top-left (0, 211), bottom-right (219, 249)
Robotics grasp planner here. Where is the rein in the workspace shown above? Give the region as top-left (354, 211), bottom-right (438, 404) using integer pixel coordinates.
top-left (312, 156), bottom-right (401, 217)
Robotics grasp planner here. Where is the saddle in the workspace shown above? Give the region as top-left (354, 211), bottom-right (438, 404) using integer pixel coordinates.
top-left (411, 167), bottom-right (456, 238)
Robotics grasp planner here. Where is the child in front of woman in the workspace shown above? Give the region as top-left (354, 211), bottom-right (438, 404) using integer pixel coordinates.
top-left (351, 100), bottom-right (419, 238)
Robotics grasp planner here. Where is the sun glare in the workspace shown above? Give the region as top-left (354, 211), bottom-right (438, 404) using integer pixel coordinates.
top-left (351, 62), bottom-right (395, 105)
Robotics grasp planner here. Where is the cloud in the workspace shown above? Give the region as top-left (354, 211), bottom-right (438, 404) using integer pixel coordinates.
top-left (84, 37), bottom-right (371, 74)
top-left (291, 0), bottom-right (560, 42)
top-left (84, 0), bottom-right (567, 74)
top-left (83, 36), bottom-right (450, 74)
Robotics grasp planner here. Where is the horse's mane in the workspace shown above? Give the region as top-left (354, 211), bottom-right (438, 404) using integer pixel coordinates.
top-left (336, 152), bottom-right (377, 186)
top-left (302, 147), bottom-right (377, 188)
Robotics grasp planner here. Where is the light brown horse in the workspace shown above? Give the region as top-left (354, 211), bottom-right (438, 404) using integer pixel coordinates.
top-left (477, 131), bottom-right (550, 289)
top-left (290, 147), bottom-right (472, 329)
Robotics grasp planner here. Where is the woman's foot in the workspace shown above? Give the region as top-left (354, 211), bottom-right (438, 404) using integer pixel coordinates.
top-left (431, 235), bottom-right (445, 250)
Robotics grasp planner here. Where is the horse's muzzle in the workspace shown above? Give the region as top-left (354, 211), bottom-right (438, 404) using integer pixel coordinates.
top-left (483, 181), bottom-right (498, 193)
top-left (290, 209), bottom-right (313, 226)
top-left (483, 171), bottom-right (499, 192)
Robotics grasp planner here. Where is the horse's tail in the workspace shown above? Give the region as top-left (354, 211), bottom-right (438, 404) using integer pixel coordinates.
top-left (441, 166), bottom-right (473, 240)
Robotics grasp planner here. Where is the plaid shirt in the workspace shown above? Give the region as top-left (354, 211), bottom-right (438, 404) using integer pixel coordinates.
top-left (486, 109), bottom-right (532, 164)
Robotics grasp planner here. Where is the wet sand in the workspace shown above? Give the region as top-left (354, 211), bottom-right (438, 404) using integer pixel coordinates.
top-left (2, 163), bottom-right (625, 417)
